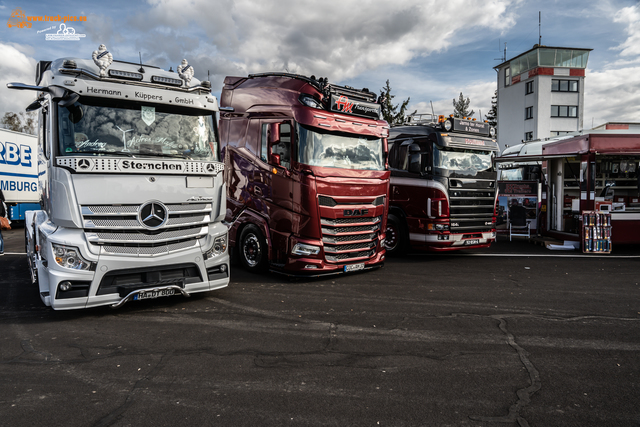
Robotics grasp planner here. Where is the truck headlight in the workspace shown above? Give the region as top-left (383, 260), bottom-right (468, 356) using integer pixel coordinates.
top-left (52, 244), bottom-right (95, 271)
top-left (204, 234), bottom-right (227, 260)
top-left (292, 243), bottom-right (321, 256)
top-left (428, 224), bottom-right (450, 231)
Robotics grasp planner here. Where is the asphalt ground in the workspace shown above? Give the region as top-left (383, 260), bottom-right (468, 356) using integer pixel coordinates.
top-left (0, 226), bottom-right (639, 427)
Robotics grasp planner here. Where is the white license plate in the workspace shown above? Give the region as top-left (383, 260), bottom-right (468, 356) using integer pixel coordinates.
top-left (134, 288), bottom-right (176, 301)
top-left (344, 263), bottom-right (365, 273)
top-left (464, 239), bottom-right (480, 245)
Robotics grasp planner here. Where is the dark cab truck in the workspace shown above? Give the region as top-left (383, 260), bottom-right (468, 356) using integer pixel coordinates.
top-left (219, 73), bottom-right (390, 276)
top-left (384, 114), bottom-right (499, 254)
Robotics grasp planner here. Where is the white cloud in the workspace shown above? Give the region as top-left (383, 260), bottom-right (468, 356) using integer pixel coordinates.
top-left (584, 66), bottom-right (640, 126)
top-left (0, 43), bottom-right (38, 118)
top-left (612, 4), bottom-right (640, 58)
top-left (582, 3), bottom-right (640, 126)
top-left (145, 0), bottom-right (519, 81)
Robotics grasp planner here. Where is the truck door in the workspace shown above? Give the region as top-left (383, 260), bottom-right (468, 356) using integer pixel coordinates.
top-left (262, 120), bottom-right (294, 255)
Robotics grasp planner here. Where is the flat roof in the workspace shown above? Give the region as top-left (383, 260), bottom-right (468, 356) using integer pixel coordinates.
top-left (494, 45), bottom-right (593, 69)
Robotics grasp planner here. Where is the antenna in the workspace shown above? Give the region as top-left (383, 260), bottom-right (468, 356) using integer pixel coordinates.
top-left (430, 101), bottom-right (435, 117)
top-left (138, 52), bottom-right (145, 73)
top-left (539, 11), bottom-right (542, 45)
top-left (479, 109), bottom-right (482, 121)
top-left (495, 40), bottom-right (507, 62)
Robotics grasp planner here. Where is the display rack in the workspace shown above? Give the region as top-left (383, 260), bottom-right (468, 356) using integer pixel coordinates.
top-left (582, 211), bottom-right (612, 253)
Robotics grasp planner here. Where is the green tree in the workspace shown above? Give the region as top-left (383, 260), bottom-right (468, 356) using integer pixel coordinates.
top-left (452, 92), bottom-right (474, 118)
top-left (379, 80), bottom-right (414, 126)
top-left (0, 111), bottom-right (37, 135)
top-left (485, 90), bottom-right (497, 129)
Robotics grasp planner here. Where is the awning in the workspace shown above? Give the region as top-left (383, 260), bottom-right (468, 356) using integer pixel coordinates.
top-left (496, 153), bottom-right (579, 163)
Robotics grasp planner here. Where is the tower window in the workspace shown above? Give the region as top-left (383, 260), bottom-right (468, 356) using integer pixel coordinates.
top-left (525, 81), bottom-right (534, 95)
top-left (551, 80), bottom-right (578, 92)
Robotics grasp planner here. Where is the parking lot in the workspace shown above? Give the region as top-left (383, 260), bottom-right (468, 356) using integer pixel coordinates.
top-left (1, 226), bottom-right (639, 427)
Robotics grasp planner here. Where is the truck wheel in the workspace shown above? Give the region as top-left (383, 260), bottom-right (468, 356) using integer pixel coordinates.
top-left (238, 224), bottom-right (268, 273)
top-left (25, 224), bottom-right (38, 286)
top-left (385, 213), bottom-right (407, 256)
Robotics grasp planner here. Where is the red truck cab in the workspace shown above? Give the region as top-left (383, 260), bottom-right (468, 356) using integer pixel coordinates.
top-left (385, 114), bottom-right (499, 253)
top-left (219, 73), bottom-right (390, 275)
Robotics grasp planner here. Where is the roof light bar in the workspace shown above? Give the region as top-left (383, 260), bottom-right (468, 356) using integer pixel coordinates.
top-left (109, 69), bottom-right (143, 81)
top-left (151, 75), bottom-right (183, 87)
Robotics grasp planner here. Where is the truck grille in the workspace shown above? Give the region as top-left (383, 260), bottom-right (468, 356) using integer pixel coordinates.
top-left (326, 249), bottom-right (376, 262)
top-left (448, 179), bottom-right (496, 232)
top-left (318, 194), bottom-right (383, 264)
top-left (81, 203), bottom-right (211, 256)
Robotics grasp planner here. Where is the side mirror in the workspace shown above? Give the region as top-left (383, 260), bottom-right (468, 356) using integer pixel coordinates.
top-left (59, 92), bottom-right (80, 108)
top-left (66, 104), bottom-right (84, 124)
top-left (268, 123), bottom-right (281, 146)
top-left (408, 154), bottom-right (421, 174)
top-left (270, 153), bottom-right (281, 167)
top-left (26, 99), bottom-right (44, 112)
top-left (409, 144), bottom-right (421, 154)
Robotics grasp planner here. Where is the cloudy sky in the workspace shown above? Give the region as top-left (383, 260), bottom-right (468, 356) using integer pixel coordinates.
top-left (1, 0), bottom-right (639, 131)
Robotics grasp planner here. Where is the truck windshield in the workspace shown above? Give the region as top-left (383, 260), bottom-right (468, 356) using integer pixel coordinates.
top-left (500, 168), bottom-right (525, 180)
top-left (57, 97), bottom-right (218, 161)
top-left (433, 145), bottom-right (494, 173)
top-left (296, 123), bottom-right (384, 171)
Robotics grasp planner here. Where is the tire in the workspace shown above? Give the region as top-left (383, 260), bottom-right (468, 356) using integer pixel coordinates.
top-left (384, 213), bottom-right (407, 256)
top-left (238, 224), bottom-right (268, 273)
top-left (25, 223), bottom-right (38, 286)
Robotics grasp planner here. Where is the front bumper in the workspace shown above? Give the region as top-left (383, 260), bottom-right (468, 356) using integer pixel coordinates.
top-left (271, 236), bottom-right (386, 277)
top-left (40, 225), bottom-right (230, 310)
top-left (410, 231), bottom-right (496, 252)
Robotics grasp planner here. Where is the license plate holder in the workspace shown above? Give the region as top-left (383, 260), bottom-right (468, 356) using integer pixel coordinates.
top-left (134, 288), bottom-right (176, 301)
top-left (344, 263), bottom-right (365, 273)
top-left (464, 239), bottom-right (481, 245)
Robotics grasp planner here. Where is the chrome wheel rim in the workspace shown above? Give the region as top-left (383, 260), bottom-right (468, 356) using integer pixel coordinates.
top-left (385, 224), bottom-right (398, 251)
top-left (242, 233), bottom-right (261, 267)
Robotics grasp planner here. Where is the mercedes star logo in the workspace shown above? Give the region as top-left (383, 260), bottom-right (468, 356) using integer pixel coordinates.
top-left (138, 201), bottom-right (168, 229)
top-left (78, 159), bottom-right (91, 170)
top-left (206, 163), bottom-right (215, 173)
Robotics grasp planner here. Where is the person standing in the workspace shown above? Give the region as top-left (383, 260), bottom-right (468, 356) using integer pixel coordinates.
top-left (0, 188), bottom-right (6, 255)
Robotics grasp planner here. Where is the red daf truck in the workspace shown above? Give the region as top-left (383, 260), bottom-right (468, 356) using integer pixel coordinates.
top-left (384, 114), bottom-right (499, 254)
top-left (219, 73), bottom-right (390, 275)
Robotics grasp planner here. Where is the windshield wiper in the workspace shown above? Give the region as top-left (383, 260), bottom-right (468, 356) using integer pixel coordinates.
top-left (70, 150), bottom-right (136, 157)
top-left (136, 152), bottom-right (192, 160)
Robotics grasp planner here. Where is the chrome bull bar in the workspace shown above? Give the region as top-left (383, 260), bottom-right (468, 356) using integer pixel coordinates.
top-left (110, 285), bottom-right (190, 309)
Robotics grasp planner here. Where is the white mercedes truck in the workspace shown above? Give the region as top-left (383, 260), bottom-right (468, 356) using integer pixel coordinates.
top-left (8, 46), bottom-right (229, 310)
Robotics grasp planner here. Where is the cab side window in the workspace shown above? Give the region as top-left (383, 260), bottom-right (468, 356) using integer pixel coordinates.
top-left (41, 104), bottom-right (49, 160)
top-left (260, 124), bottom-right (268, 163)
top-left (388, 139), bottom-right (409, 171)
top-left (388, 141), bottom-right (398, 169)
top-left (273, 123), bottom-right (291, 169)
